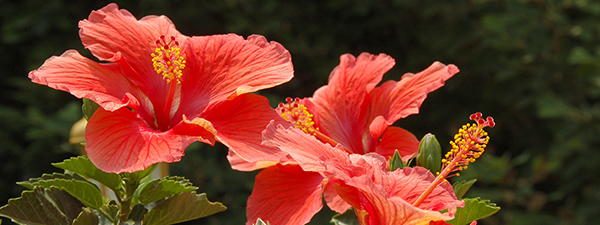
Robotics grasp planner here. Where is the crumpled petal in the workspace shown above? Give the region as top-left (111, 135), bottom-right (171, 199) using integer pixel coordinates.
top-left (85, 108), bottom-right (197, 173)
top-left (324, 180), bottom-right (352, 214)
top-left (177, 34), bottom-right (293, 118)
top-left (246, 165), bottom-right (324, 225)
top-left (310, 53), bottom-right (395, 153)
top-left (28, 50), bottom-right (140, 112)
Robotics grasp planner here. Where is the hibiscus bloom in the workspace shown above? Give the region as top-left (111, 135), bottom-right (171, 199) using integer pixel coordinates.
top-left (259, 122), bottom-right (463, 225)
top-left (240, 53), bottom-right (459, 225)
top-left (28, 3), bottom-right (293, 173)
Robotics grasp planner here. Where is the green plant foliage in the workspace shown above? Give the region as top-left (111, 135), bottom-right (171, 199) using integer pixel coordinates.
top-left (134, 176), bottom-right (198, 205)
top-left (17, 173), bottom-right (104, 209)
top-left (53, 156), bottom-right (123, 192)
top-left (143, 192), bottom-right (227, 225)
top-left (449, 198), bottom-right (501, 225)
top-left (416, 134), bottom-right (442, 173)
top-left (453, 179), bottom-right (477, 199)
top-left (72, 209), bottom-right (99, 225)
top-left (389, 150), bottom-right (404, 171)
top-left (330, 210), bottom-right (358, 225)
top-left (0, 188), bottom-right (83, 225)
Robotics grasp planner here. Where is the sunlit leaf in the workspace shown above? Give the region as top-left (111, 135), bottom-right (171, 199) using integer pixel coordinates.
top-left (17, 173), bottom-right (104, 209)
top-left (453, 179), bottom-right (477, 199)
top-left (53, 156), bottom-right (123, 192)
top-left (143, 192), bottom-right (226, 225)
top-left (448, 198), bottom-right (500, 225)
top-left (134, 176), bottom-right (197, 205)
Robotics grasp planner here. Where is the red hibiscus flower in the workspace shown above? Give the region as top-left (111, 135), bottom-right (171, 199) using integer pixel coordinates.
top-left (257, 122), bottom-right (463, 225)
top-left (240, 53), bottom-right (459, 225)
top-left (28, 3), bottom-right (293, 173)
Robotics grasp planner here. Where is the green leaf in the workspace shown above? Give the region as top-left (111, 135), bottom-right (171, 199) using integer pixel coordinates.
top-left (53, 156), bottom-right (123, 192)
top-left (0, 188), bottom-right (83, 225)
top-left (448, 198), bottom-right (500, 225)
top-left (128, 204), bottom-right (148, 222)
top-left (82, 99), bottom-right (99, 120)
top-left (416, 133), bottom-right (442, 173)
top-left (254, 218), bottom-right (270, 225)
top-left (72, 208), bottom-right (99, 225)
top-left (134, 176), bottom-right (198, 205)
top-left (17, 173), bottom-right (105, 209)
top-left (17, 173), bottom-right (87, 189)
top-left (389, 150), bottom-right (404, 171)
top-left (453, 179), bottom-right (477, 199)
top-left (143, 192), bottom-right (226, 225)
top-left (330, 210), bottom-right (358, 225)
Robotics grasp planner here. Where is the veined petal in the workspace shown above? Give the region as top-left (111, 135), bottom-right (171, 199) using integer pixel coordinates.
top-left (177, 34), bottom-right (293, 117)
top-left (226, 151), bottom-right (279, 171)
top-left (368, 62), bottom-right (459, 127)
top-left (246, 165), bottom-right (324, 225)
top-left (375, 126), bottom-right (419, 162)
top-left (199, 94), bottom-right (288, 168)
top-left (28, 50), bottom-right (139, 112)
top-left (85, 108), bottom-right (197, 173)
top-left (324, 181), bottom-right (352, 214)
top-left (262, 121), bottom-right (348, 173)
top-left (311, 53), bottom-right (395, 153)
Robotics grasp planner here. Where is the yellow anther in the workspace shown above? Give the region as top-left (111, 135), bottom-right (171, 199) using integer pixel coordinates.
top-left (151, 36), bottom-right (186, 82)
top-left (276, 97), bottom-right (318, 135)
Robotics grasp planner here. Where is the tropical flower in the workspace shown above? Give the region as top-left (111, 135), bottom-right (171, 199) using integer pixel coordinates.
top-left (258, 122), bottom-right (463, 225)
top-left (28, 3), bottom-right (293, 173)
top-left (241, 53), bottom-right (459, 225)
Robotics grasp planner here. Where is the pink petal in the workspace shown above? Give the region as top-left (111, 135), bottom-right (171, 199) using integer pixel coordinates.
top-left (28, 50), bottom-right (139, 112)
top-left (85, 108), bottom-right (197, 173)
top-left (375, 126), bottom-right (419, 162)
top-left (79, 3), bottom-right (185, 90)
top-left (246, 165), bottom-right (324, 225)
top-left (199, 94), bottom-right (288, 168)
top-left (262, 121), bottom-right (348, 173)
top-left (324, 181), bottom-right (352, 214)
top-left (177, 34), bottom-right (293, 117)
top-left (310, 53), bottom-right (395, 153)
top-left (368, 62), bottom-right (459, 127)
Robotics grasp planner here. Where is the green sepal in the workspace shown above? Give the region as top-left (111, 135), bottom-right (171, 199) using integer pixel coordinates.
top-left (389, 150), bottom-right (405, 171)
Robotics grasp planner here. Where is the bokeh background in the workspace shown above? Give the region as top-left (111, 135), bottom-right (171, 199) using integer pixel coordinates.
top-left (1, 0), bottom-right (599, 224)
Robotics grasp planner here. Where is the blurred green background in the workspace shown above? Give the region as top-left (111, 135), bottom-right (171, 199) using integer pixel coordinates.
top-left (1, 0), bottom-right (599, 224)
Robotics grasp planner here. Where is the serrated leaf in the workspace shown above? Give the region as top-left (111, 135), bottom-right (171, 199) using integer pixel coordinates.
top-left (18, 174), bottom-right (104, 209)
top-left (453, 179), bottom-right (477, 199)
top-left (134, 176), bottom-right (198, 205)
top-left (389, 150), bottom-right (404, 171)
top-left (448, 198), bottom-right (500, 225)
top-left (143, 192), bottom-right (226, 225)
top-left (254, 218), bottom-right (270, 225)
top-left (18, 173), bottom-right (87, 189)
top-left (72, 208), bottom-right (98, 225)
top-left (330, 210), bottom-right (358, 225)
top-left (53, 156), bottom-right (122, 192)
top-left (82, 99), bottom-right (99, 120)
top-left (0, 188), bottom-right (83, 225)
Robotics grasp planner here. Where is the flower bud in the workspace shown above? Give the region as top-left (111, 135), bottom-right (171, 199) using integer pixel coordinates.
top-left (416, 133), bottom-right (442, 173)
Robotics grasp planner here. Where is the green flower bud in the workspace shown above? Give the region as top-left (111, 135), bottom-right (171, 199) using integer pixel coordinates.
top-left (416, 133), bottom-right (442, 173)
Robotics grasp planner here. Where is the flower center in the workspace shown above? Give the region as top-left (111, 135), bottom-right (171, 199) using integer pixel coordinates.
top-left (151, 35), bottom-right (186, 83)
top-left (276, 97), bottom-right (318, 135)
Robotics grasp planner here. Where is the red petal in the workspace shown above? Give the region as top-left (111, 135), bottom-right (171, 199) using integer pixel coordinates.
top-left (177, 34), bottom-right (293, 117)
top-left (85, 108), bottom-right (197, 173)
top-left (246, 165), bottom-right (324, 225)
top-left (375, 126), bottom-right (419, 162)
top-left (324, 181), bottom-right (352, 214)
top-left (28, 50), bottom-right (140, 112)
top-left (368, 62), bottom-right (459, 126)
top-left (200, 94), bottom-right (288, 168)
top-left (310, 53), bottom-right (395, 153)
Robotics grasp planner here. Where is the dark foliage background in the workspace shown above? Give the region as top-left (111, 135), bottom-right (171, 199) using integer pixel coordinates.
top-left (1, 0), bottom-right (599, 224)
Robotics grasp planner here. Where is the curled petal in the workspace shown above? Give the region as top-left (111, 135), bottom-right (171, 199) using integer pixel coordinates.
top-left (246, 165), bottom-right (324, 225)
top-left (85, 108), bottom-right (197, 173)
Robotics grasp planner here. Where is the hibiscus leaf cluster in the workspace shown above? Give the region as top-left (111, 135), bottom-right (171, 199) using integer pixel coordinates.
top-left (0, 156), bottom-right (225, 225)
